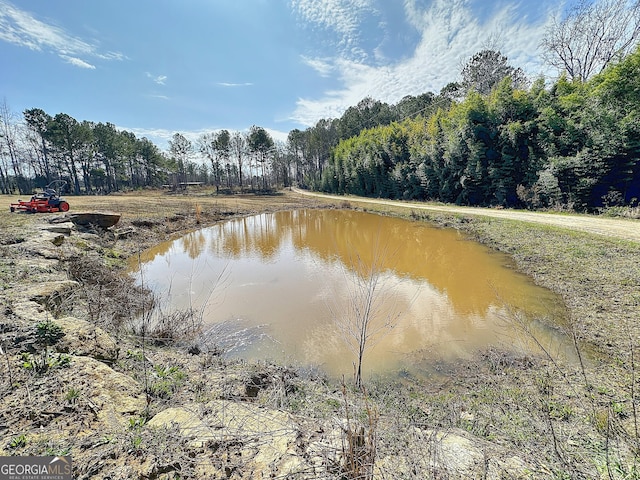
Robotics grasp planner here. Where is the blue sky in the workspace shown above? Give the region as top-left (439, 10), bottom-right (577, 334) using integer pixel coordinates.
top-left (0, 0), bottom-right (567, 150)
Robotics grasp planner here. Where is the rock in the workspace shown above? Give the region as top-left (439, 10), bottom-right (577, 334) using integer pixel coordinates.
top-left (20, 231), bottom-right (70, 259)
top-left (114, 226), bottom-right (135, 239)
top-left (147, 406), bottom-right (211, 448)
top-left (5, 300), bottom-right (57, 350)
top-left (67, 212), bottom-right (121, 228)
top-left (69, 356), bottom-right (146, 429)
top-left (245, 372), bottom-right (271, 397)
top-left (9, 300), bottom-right (49, 323)
top-left (374, 427), bottom-right (529, 479)
top-left (148, 400), bottom-right (301, 476)
top-left (56, 316), bottom-right (119, 361)
top-left (22, 280), bottom-right (79, 311)
top-left (42, 223), bottom-right (74, 235)
top-left (24, 280), bottom-right (78, 305)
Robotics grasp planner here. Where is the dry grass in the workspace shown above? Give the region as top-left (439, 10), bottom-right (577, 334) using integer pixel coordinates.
top-left (50, 188), bottom-right (330, 220)
top-left (2, 188), bottom-right (640, 478)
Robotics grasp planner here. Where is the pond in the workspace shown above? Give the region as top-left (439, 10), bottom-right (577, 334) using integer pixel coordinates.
top-left (131, 209), bottom-right (570, 379)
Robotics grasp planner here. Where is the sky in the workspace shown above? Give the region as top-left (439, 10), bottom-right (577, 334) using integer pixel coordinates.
top-left (0, 0), bottom-right (570, 150)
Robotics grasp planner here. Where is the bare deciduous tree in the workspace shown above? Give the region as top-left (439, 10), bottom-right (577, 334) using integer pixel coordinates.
top-left (329, 237), bottom-right (401, 388)
top-left (198, 130), bottom-right (230, 194)
top-left (542, 0), bottom-right (640, 81)
top-left (0, 99), bottom-right (25, 194)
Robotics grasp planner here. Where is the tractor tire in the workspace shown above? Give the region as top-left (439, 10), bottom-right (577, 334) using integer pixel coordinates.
top-left (10, 206), bottom-right (14, 212)
top-left (59, 201), bottom-right (70, 212)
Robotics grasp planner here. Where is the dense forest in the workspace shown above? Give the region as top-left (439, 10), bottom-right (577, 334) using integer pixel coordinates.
top-left (318, 51), bottom-right (640, 210)
top-left (1, 0), bottom-right (639, 210)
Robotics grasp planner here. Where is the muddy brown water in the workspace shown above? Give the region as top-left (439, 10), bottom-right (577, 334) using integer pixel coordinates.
top-left (131, 209), bottom-right (571, 379)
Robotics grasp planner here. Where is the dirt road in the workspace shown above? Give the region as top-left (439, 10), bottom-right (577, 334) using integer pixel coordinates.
top-left (293, 188), bottom-right (640, 243)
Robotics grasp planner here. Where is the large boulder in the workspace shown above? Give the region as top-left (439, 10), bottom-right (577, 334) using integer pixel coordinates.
top-left (148, 400), bottom-right (302, 477)
top-left (68, 356), bottom-right (146, 429)
top-left (56, 316), bottom-right (119, 362)
top-left (375, 427), bottom-right (529, 478)
top-left (19, 230), bottom-right (70, 259)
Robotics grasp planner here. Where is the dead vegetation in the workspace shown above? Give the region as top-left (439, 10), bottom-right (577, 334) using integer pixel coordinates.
top-left (0, 188), bottom-right (638, 478)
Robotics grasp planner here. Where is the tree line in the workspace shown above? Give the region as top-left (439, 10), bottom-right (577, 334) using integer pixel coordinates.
top-left (0, 104), bottom-right (293, 196)
top-left (1, 0), bottom-right (638, 210)
top-left (0, 106), bottom-right (168, 195)
top-left (317, 50), bottom-right (640, 210)
top-left (301, 0), bottom-right (640, 210)
top-left (288, 0), bottom-right (640, 210)
top-left (0, 90), bottom-right (442, 197)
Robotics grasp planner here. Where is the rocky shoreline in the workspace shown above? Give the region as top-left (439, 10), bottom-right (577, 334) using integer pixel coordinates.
top-left (1, 199), bottom-right (639, 478)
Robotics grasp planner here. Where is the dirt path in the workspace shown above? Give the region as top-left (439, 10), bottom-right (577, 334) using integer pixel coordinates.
top-left (293, 188), bottom-right (640, 243)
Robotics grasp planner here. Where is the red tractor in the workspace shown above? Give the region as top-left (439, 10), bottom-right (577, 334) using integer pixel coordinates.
top-left (10, 180), bottom-right (70, 213)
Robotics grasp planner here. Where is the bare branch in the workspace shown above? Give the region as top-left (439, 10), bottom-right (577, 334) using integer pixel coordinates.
top-left (542, 0), bottom-right (640, 81)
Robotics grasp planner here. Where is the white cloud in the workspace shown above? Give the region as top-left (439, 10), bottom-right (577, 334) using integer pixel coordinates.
top-left (121, 126), bottom-right (180, 150)
top-left (146, 72), bottom-right (167, 85)
top-left (291, 0), bottom-right (556, 126)
top-left (0, 0), bottom-right (124, 68)
top-left (217, 82), bottom-right (254, 87)
top-left (60, 55), bottom-right (96, 69)
top-left (290, 0), bottom-right (372, 38)
top-left (97, 51), bottom-right (126, 61)
top-left (263, 127), bottom-right (289, 144)
top-left (121, 126), bottom-right (289, 152)
top-left (301, 56), bottom-right (334, 77)
top-left (290, 0), bottom-right (378, 61)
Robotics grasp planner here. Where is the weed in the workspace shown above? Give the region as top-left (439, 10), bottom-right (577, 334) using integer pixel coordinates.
top-left (66, 254), bottom-right (148, 336)
top-left (612, 401), bottom-right (628, 419)
top-left (339, 380), bottom-right (378, 480)
top-left (135, 307), bottom-right (204, 346)
top-left (548, 401), bottom-right (574, 421)
top-left (598, 385), bottom-right (614, 396)
top-left (72, 239), bottom-right (91, 250)
top-left (8, 434), bottom-right (26, 449)
top-left (130, 434), bottom-right (143, 451)
top-left (21, 320), bottom-right (71, 373)
top-left (104, 248), bottom-right (121, 259)
top-left (599, 205), bottom-right (640, 219)
top-left (148, 365), bottom-right (186, 399)
top-left (285, 397), bottom-right (305, 413)
top-left (126, 349), bottom-right (145, 362)
top-left (128, 415), bottom-right (147, 454)
top-left (45, 445), bottom-right (71, 456)
top-left (129, 415), bottom-right (147, 430)
top-left (100, 434), bottom-right (116, 444)
top-left (36, 320), bottom-right (64, 346)
top-left (65, 387), bottom-right (81, 404)
top-left (21, 352), bottom-right (34, 370)
top-left (21, 351), bottom-right (71, 374)
top-left (57, 353), bottom-right (71, 367)
top-left (610, 462), bottom-right (640, 479)
top-left (0, 342), bottom-right (14, 387)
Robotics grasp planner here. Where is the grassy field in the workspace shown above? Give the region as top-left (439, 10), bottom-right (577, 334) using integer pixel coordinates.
top-left (1, 188), bottom-right (640, 478)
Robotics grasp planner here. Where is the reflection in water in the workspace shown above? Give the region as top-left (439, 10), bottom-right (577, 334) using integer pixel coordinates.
top-left (131, 210), bottom-right (569, 379)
